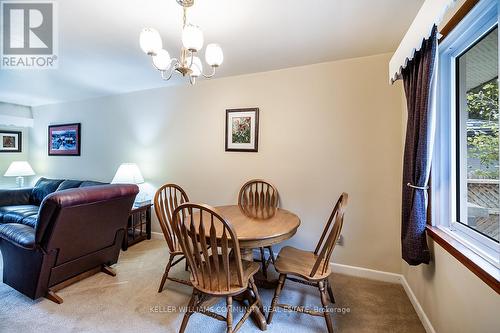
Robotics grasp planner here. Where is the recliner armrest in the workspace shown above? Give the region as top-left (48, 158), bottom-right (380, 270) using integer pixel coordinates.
top-left (35, 184), bottom-right (139, 244)
top-left (0, 188), bottom-right (33, 206)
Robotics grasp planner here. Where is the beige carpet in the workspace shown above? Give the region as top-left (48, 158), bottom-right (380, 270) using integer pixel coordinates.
top-left (0, 239), bottom-right (425, 333)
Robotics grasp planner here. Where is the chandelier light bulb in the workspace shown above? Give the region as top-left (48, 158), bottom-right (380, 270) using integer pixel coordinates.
top-left (190, 56), bottom-right (203, 77)
top-left (152, 49), bottom-right (171, 70)
top-left (205, 43), bottom-right (223, 67)
top-left (140, 28), bottom-right (163, 55)
top-left (182, 24), bottom-right (204, 51)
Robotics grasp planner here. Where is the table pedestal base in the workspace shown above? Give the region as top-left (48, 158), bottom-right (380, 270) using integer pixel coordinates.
top-left (240, 248), bottom-right (279, 289)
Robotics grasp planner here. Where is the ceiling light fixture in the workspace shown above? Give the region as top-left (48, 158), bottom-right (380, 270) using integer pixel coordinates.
top-left (139, 0), bottom-right (223, 85)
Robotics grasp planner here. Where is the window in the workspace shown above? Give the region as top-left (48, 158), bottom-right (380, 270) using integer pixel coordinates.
top-left (435, 0), bottom-right (499, 267)
top-left (456, 26), bottom-right (499, 243)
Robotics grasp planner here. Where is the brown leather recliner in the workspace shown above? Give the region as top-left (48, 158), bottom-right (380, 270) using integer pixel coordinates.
top-left (0, 184), bottom-right (138, 303)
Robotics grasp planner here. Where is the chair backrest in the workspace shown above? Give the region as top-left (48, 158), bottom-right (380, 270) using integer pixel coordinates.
top-left (238, 179), bottom-right (279, 209)
top-left (154, 184), bottom-right (189, 253)
top-left (172, 203), bottom-right (245, 293)
top-left (310, 192), bottom-right (348, 278)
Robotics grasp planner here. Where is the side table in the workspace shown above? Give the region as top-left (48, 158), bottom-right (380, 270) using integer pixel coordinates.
top-left (122, 203), bottom-right (152, 251)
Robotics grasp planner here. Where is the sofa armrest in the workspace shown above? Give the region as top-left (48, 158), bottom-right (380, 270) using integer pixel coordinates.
top-left (0, 223), bottom-right (35, 249)
top-left (0, 188), bottom-right (33, 206)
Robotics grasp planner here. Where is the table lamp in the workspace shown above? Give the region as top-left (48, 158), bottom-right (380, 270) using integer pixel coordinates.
top-left (111, 163), bottom-right (148, 205)
top-left (111, 163), bottom-right (145, 185)
top-left (4, 161), bottom-right (35, 188)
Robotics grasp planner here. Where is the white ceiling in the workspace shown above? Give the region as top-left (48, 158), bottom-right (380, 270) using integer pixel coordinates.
top-left (0, 0), bottom-right (424, 107)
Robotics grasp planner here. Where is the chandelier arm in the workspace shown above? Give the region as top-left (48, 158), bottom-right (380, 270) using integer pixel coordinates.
top-left (189, 75), bottom-right (196, 85)
top-left (201, 66), bottom-right (217, 79)
top-left (183, 7), bottom-right (187, 27)
top-left (152, 57), bottom-right (179, 72)
top-left (160, 68), bottom-right (175, 81)
top-left (189, 51), bottom-right (195, 67)
top-left (159, 58), bottom-right (180, 81)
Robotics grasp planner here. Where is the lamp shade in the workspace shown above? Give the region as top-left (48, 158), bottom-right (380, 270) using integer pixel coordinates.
top-left (140, 28), bottom-right (163, 55)
top-left (111, 163), bottom-right (144, 184)
top-left (152, 49), bottom-right (171, 70)
top-left (205, 43), bottom-right (223, 67)
top-left (182, 24), bottom-right (204, 51)
top-left (4, 161), bottom-right (35, 177)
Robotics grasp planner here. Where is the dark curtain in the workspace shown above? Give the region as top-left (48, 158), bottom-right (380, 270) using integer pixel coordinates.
top-left (401, 25), bottom-right (438, 265)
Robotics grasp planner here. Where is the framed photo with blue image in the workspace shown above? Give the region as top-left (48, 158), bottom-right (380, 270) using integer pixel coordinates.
top-left (48, 123), bottom-right (81, 156)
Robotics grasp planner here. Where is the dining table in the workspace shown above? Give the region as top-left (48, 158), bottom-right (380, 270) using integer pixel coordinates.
top-left (191, 204), bottom-right (301, 331)
top-left (212, 205), bottom-right (300, 257)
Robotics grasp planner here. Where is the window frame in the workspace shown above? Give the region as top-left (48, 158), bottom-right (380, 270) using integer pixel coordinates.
top-left (434, 0), bottom-right (499, 268)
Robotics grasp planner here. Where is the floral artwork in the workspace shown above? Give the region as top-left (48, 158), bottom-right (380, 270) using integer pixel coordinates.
top-left (225, 108), bottom-right (259, 152)
top-left (232, 117), bottom-right (252, 144)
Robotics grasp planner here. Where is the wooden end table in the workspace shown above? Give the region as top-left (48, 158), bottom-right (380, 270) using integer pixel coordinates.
top-left (122, 203), bottom-right (152, 251)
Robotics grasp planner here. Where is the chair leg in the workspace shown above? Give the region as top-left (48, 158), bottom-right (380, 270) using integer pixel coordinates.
top-left (226, 296), bottom-right (233, 333)
top-left (267, 273), bottom-right (286, 324)
top-left (249, 276), bottom-right (265, 315)
top-left (266, 246), bottom-right (276, 265)
top-left (184, 259), bottom-right (189, 272)
top-left (327, 279), bottom-right (336, 304)
top-left (158, 254), bottom-right (174, 293)
top-left (259, 247), bottom-right (268, 278)
top-left (319, 280), bottom-right (334, 333)
top-left (179, 291), bottom-right (196, 333)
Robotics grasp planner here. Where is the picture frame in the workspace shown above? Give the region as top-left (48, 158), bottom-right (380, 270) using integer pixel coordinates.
top-left (0, 130), bottom-right (22, 153)
top-left (225, 108), bottom-right (259, 152)
top-left (48, 123), bottom-right (81, 156)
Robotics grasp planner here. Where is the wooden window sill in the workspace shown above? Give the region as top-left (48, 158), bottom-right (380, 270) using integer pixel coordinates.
top-left (426, 226), bottom-right (499, 294)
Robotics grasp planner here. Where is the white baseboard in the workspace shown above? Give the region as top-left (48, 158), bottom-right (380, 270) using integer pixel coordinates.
top-left (151, 231), bottom-right (163, 240)
top-left (330, 262), bottom-right (435, 333)
top-left (400, 275), bottom-right (436, 333)
top-left (331, 262), bottom-right (402, 284)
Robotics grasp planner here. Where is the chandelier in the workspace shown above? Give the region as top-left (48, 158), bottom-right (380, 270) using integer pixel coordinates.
top-left (139, 0), bottom-right (223, 85)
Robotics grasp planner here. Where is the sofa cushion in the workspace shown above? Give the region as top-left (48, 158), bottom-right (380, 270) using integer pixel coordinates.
top-left (79, 181), bottom-right (107, 188)
top-left (31, 178), bottom-right (64, 205)
top-left (0, 223), bottom-right (35, 249)
top-left (0, 205), bottom-right (39, 224)
top-left (56, 180), bottom-right (83, 191)
top-left (21, 215), bottom-right (38, 228)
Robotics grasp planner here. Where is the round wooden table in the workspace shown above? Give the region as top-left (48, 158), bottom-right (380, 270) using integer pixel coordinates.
top-left (211, 205), bottom-right (301, 261)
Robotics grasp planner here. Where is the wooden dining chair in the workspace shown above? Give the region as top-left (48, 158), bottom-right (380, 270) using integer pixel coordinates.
top-left (173, 203), bottom-right (264, 333)
top-left (267, 192), bottom-right (348, 333)
top-left (238, 179), bottom-right (279, 277)
top-left (154, 184), bottom-right (192, 293)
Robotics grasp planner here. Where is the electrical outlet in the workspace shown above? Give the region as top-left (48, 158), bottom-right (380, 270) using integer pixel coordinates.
top-left (336, 235), bottom-right (344, 246)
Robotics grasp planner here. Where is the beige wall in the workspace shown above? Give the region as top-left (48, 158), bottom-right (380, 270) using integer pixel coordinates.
top-left (402, 239), bottom-right (500, 333)
top-left (0, 103), bottom-right (32, 188)
top-left (30, 53), bottom-right (405, 274)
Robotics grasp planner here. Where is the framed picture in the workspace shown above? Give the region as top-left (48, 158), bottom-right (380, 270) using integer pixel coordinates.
top-left (48, 123), bottom-right (81, 156)
top-left (225, 108), bottom-right (259, 152)
top-left (0, 130), bottom-right (22, 153)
